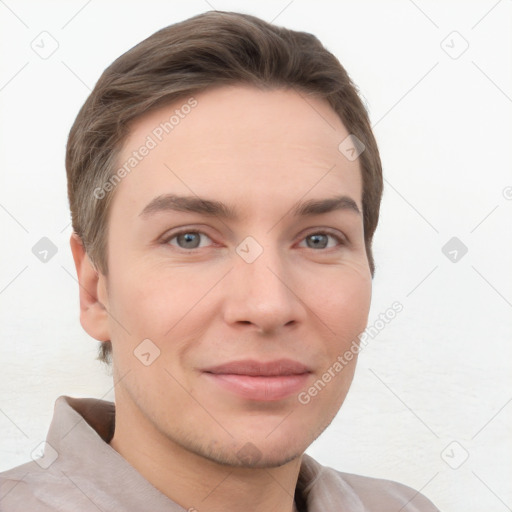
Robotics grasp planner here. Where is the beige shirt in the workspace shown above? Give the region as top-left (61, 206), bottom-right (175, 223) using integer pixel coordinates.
top-left (0, 396), bottom-right (439, 511)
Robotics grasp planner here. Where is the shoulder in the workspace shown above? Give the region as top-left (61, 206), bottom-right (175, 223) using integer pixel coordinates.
top-left (330, 467), bottom-right (439, 511)
top-left (0, 460), bottom-right (74, 512)
top-left (300, 454), bottom-right (440, 512)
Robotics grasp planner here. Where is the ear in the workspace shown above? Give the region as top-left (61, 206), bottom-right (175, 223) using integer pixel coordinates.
top-left (70, 233), bottom-right (110, 342)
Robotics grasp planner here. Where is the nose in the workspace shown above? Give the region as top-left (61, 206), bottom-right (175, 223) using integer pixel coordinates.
top-left (222, 239), bottom-right (307, 335)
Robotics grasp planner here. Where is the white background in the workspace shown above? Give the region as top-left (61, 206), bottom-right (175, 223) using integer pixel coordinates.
top-left (1, 1), bottom-right (511, 511)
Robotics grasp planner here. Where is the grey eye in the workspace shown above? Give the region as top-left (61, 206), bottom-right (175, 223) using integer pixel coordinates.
top-left (177, 232), bottom-right (200, 249)
top-left (167, 231), bottom-right (210, 249)
top-left (306, 233), bottom-right (329, 249)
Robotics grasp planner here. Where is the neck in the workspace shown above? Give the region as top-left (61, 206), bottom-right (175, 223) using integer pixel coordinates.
top-left (110, 393), bottom-right (303, 512)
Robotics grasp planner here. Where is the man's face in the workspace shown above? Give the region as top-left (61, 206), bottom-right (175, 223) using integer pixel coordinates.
top-left (99, 84), bottom-right (372, 467)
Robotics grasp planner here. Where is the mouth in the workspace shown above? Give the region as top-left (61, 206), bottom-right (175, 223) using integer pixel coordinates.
top-left (202, 359), bottom-right (312, 401)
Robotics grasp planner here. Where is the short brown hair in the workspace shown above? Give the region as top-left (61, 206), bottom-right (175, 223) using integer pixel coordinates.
top-left (66, 10), bottom-right (383, 364)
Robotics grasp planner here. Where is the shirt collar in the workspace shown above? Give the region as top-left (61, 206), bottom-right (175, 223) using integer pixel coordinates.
top-left (47, 395), bottom-right (365, 512)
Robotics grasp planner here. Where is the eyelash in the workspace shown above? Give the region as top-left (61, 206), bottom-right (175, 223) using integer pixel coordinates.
top-left (161, 228), bottom-right (347, 252)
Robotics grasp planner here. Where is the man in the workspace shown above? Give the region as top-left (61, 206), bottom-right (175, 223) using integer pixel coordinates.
top-left (0, 10), bottom-right (439, 512)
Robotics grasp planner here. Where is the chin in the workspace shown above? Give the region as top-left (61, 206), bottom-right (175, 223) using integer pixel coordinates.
top-left (174, 425), bottom-right (309, 469)
top-left (204, 440), bottom-right (305, 469)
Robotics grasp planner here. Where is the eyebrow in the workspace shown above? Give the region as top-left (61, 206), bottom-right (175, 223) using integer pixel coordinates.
top-left (139, 193), bottom-right (361, 220)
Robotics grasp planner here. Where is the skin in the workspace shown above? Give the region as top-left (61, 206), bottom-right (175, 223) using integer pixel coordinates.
top-left (71, 84), bottom-right (372, 512)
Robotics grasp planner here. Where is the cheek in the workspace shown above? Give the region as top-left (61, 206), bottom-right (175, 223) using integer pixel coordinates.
top-left (108, 262), bottom-right (195, 327)
top-left (312, 266), bottom-right (372, 335)
top-left (105, 262), bottom-right (218, 370)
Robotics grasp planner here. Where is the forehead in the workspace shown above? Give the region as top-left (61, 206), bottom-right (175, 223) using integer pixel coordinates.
top-left (113, 84), bottom-right (362, 218)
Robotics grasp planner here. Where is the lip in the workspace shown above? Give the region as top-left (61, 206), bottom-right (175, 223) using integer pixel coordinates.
top-left (202, 359), bottom-right (312, 401)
